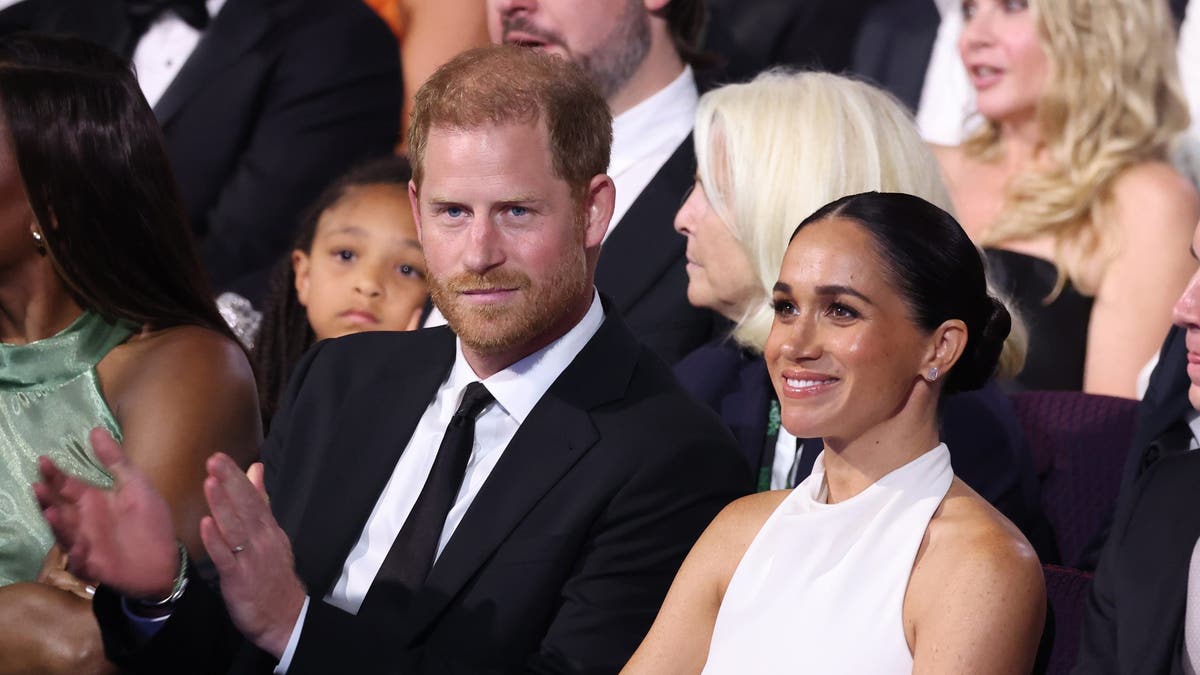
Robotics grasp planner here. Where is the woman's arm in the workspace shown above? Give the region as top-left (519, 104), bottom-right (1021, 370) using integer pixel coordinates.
top-left (0, 326), bottom-right (262, 675)
top-left (622, 492), bottom-right (782, 674)
top-left (907, 490), bottom-right (1046, 674)
top-left (1085, 161), bottom-right (1200, 397)
top-left (100, 325), bottom-right (263, 558)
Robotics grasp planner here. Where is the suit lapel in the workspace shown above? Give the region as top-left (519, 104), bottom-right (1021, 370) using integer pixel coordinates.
top-left (291, 330), bottom-right (456, 595)
top-left (152, 0), bottom-right (274, 126)
top-left (398, 308), bottom-right (640, 641)
top-left (594, 135), bottom-right (694, 314)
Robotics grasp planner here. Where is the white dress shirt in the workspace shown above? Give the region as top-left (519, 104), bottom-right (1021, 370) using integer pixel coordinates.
top-left (130, 0), bottom-right (227, 107)
top-left (915, 0), bottom-right (976, 146)
top-left (275, 291), bottom-right (606, 673)
top-left (606, 66), bottom-right (698, 240)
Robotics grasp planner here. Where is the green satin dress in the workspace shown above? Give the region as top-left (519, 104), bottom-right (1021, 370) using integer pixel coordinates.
top-left (0, 311), bottom-right (136, 585)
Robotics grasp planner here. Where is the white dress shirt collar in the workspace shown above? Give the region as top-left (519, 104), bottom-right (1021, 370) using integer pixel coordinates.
top-left (449, 290), bottom-right (605, 423)
top-left (932, 0), bottom-right (958, 17)
top-left (609, 66), bottom-right (698, 180)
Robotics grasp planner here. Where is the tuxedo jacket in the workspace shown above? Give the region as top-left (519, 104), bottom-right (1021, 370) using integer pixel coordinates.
top-left (31, 0), bottom-right (402, 300)
top-left (848, 0), bottom-right (940, 112)
top-left (595, 135), bottom-right (724, 366)
top-left (673, 340), bottom-right (1055, 560)
top-left (1075, 450), bottom-right (1200, 674)
top-left (94, 307), bottom-right (751, 674)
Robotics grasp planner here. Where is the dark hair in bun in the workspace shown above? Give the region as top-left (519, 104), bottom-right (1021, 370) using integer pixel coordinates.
top-left (791, 191), bottom-right (1010, 395)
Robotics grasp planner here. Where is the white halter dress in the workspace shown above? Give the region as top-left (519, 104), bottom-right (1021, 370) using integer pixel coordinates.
top-left (701, 443), bottom-right (954, 674)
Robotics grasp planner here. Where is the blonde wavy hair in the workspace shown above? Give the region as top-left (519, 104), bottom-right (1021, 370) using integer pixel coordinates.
top-left (962, 0), bottom-right (1189, 293)
top-left (697, 70), bottom-right (1026, 376)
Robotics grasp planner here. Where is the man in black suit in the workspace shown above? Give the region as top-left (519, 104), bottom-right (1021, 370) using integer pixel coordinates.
top-left (26, 0), bottom-right (401, 300)
top-left (36, 46), bottom-right (748, 674)
top-left (486, 0), bottom-right (723, 365)
top-left (1075, 227), bottom-right (1200, 672)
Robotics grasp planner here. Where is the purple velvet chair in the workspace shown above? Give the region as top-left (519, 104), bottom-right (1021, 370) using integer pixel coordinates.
top-left (1009, 391), bottom-right (1138, 568)
top-left (1040, 564), bottom-right (1094, 675)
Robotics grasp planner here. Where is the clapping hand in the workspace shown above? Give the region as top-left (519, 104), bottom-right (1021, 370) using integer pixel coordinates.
top-left (199, 454), bottom-right (306, 659)
top-left (34, 428), bottom-right (180, 600)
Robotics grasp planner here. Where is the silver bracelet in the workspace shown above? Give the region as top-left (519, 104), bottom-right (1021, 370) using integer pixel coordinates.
top-left (134, 541), bottom-right (189, 607)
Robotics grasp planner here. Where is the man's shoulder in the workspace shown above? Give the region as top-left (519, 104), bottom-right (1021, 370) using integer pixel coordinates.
top-left (300, 327), bottom-right (454, 386)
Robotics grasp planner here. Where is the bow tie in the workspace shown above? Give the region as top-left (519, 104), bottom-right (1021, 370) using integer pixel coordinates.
top-left (125, 0), bottom-right (210, 31)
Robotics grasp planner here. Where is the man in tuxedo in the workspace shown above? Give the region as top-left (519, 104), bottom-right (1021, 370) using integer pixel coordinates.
top-left (1075, 222), bottom-right (1200, 672)
top-left (21, 0), bottom-right (401, 301)
top-left (35, 46), bottom-right (748, 674)
top-left (482, 0), bottom-right (724, 365)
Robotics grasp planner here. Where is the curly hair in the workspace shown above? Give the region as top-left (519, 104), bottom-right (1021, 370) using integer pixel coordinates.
top-left (962, 0), bottom-right (1189, 293)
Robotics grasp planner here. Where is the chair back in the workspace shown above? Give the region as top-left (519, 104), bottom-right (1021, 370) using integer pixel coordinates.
top-left (1009, 391), bottom-right (1138, 567)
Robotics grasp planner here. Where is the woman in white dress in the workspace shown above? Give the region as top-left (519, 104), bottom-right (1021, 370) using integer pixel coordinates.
top-left (624, 192), bottom-right (1045, 674)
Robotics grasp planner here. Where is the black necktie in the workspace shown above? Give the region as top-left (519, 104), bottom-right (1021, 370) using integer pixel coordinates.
top-left (358, 382), bottom-right (494, 619)
top-left (123, 0), bottom-right (210, 55)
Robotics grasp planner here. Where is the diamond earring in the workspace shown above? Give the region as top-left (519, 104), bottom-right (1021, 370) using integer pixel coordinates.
top-left (927, 366), bottom-right (939, 382)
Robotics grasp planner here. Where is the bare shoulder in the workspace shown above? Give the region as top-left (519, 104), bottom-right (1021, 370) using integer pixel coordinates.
top-left (1107, 160), bottom-right (1200, 234)
top-left (102, 325), bottom-right (253, 399)
top-left (922, 479), bottom-right (1041, 582)
top-left (98, 325), bottom-right (259, 448)
top-left (905, 480), bottom-right (1045, 672)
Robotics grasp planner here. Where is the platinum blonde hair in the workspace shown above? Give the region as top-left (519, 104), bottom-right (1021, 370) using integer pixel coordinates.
top-left (696, 70), bottom-right (1026, 376)
top-left (963, 0), bottom-right (1189, 292)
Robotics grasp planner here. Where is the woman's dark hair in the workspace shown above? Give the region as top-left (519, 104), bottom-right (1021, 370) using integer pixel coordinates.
top-left (791, 191), bottom-right (1011, 395)
top-left (254, 155), bottom-right (413, 424)
top-left (0, 33), bottom-right (234, 341)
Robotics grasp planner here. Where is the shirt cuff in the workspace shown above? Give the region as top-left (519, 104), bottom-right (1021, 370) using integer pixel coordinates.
top-left (119, 596), bottom-right (172, 643)
top-left (273, 595), bottom-right (310, 674)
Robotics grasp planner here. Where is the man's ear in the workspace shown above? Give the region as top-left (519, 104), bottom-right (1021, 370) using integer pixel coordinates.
top-left (922, 319), bottom-right (968, 382)
top-left (582, 174), bottom-right (616, 249)
top-left (292, 250), bottom-right (312, 307)
top-left (408, 180), bottom-right (423, 243)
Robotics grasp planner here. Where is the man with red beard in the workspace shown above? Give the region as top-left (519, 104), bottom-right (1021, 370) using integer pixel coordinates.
top-left (34, 46), bottom-right (748, 675)
top-left (416, 0), bottom-right (724, 366)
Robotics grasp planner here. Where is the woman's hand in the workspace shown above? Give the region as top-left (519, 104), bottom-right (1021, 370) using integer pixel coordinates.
top-left (36, 545), bottom-right (95, 600)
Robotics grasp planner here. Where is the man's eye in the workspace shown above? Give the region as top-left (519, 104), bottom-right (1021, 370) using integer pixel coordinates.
top-left (445, 206), bottom-right (464, 218)
top-left (510, 206), bottom-right (528, 217)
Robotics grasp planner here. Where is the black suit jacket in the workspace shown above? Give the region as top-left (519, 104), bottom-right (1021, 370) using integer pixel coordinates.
top-left (95, 306), bottom-right (750, 673)
top-left (1075, 450), bottom-right (1200, 674)
top-left (673, 340), bottom-right (1055, 560)
top-left (595, 135), bottom-right (724, 365)
top-left (32, 0), bottom-right (402, 300)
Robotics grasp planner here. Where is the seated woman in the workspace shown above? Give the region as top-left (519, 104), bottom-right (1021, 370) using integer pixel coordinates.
top-left (627, 192), bottom-right (1045, 673)
top-left (0, 34), bottom-right (260, 674)
top-left (672, 70), bottom-right (1049, 556)
top-left (935, 0), bottom-right (1198, 396)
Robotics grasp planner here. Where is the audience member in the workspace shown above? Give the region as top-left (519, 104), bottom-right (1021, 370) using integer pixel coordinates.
top-left (849, 0), bottom-right (943, 115)
top-left (22, 0), bottom-right (403, 302)
top-left (670, 70), bottom-right (1049, 554)
top-left (1075, 219), bottom-right (1200, 672)
top-left (34, 46), bottom-right (749, 674)
top-left (254, 157), bottom-right (428, 424)
top-left (934, 0), bottom-right (1199, 396)
top-left (481, 0), bottom-right (723, 364)
top-left (0, 34), bottom-right (259, 673)
top-left (626, 192), bottom-right (1045, 673)
top-left (361, 0), bottom-right (490, 153)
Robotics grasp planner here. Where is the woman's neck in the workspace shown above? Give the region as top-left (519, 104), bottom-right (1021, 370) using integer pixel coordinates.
top-left (818, 394), bottom-right (941, 504)
top-left (0, 261), bottom-right (83, 344)
top-left (995, 113), bottom-right (1049, 171)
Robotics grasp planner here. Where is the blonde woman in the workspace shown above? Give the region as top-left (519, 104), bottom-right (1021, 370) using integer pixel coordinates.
top-left (936, 0), bottom-right (1199, 397)
top-left (670, 70), bottom-right (1049, 555)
